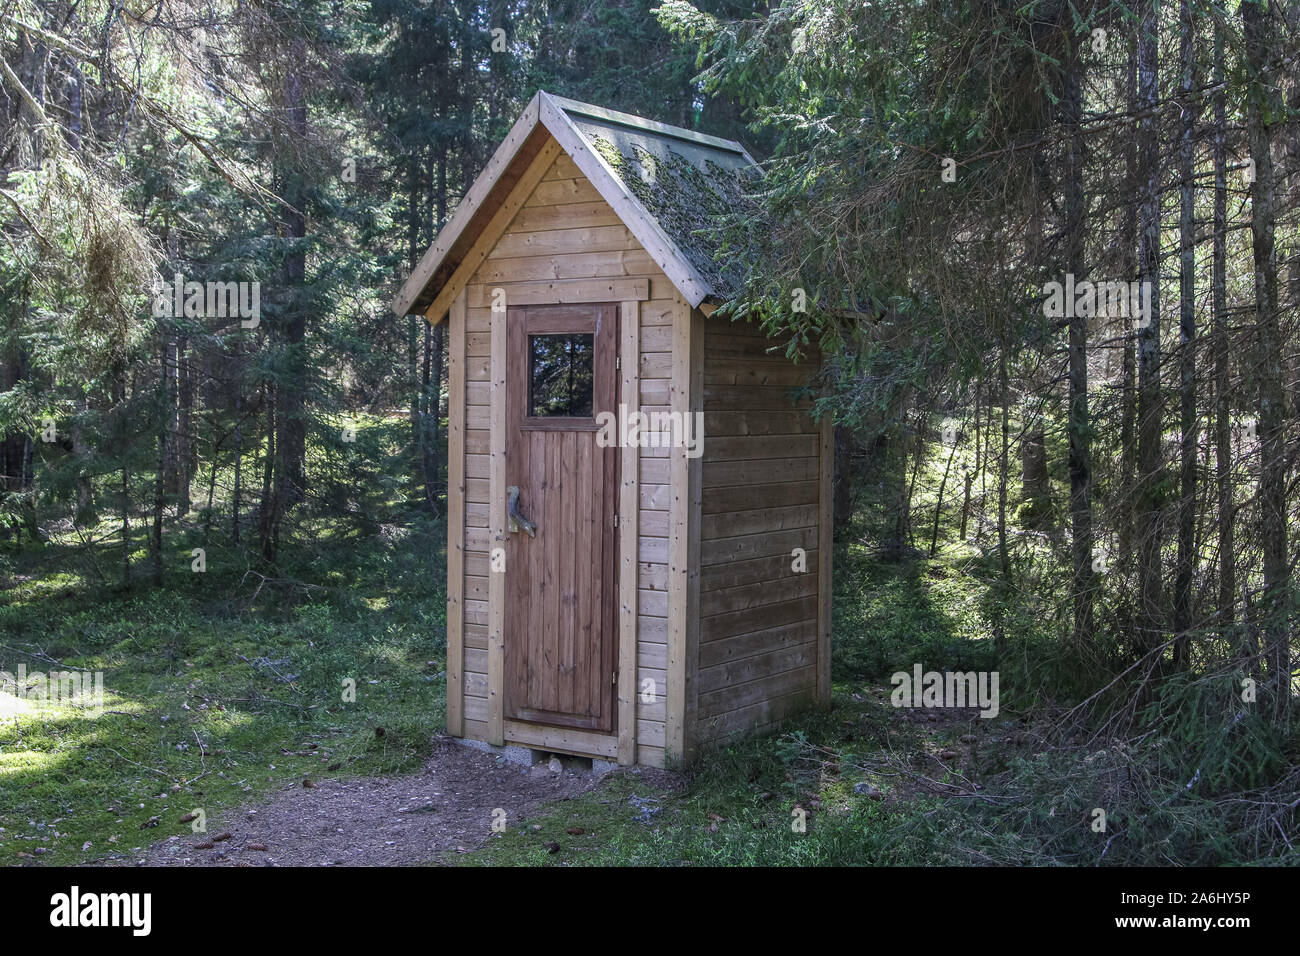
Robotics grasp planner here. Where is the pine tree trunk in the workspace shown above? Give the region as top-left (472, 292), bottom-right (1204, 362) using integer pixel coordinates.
top-left (930, 428), bottom-right (959, 557)
top-left (232, 376), bottom-right (243, 546)
top-left (258, 386), bottom-right (278, 563)
top-left (1113, 35), bottom-right (1140, 642)
top-left (1063, 32), bottom-right (1093, 652)
top-left (833, 425), bottom-right (855, 525)
top-left (995, 336), bottom-right (1011, 656)
top-left (1172, 0), bottom-right (1198, 668)
top-left (424, 143), bottom-right (448, 514)
top-left (176, 332), bottom-right (193, 516)
top-left (1136, 0), bottom-right (1165, 654)
top-left (1, 280), bottom-right (35, 542)
top-left (408, 157), bottom-right (423, 503)
top-left (1021, 427), bottom-right (1050, 526)
top-left (262, 54), bottom-right (311, 561)
top-left (1241, 0), bottom-right (1290, 719)
top-left (115, 363), bottom-right (130, 585)
top-left (152, 335), bottom-right (167, 588)
top-left (425, 321), bottom-right (444, 514)
top-left (162, 331), bottom-right (178, 502)
top-left (1211, 11), bottom-right (1235, 635)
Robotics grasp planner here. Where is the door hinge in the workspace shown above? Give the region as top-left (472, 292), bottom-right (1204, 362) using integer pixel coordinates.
top-left (615, 355), bottom-right (621, 370)
top-left (613, 513), bottom-right (619, 528)
top-left (612, 668), bottom-right (618, 686)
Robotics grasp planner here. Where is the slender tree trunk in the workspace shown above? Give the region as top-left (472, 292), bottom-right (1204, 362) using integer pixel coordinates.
top-left (1136, 0), bottom-right (1165, 655)
top-left (425, 321), bottom-right (444, 514)
top-left (2, 277), bottom-right (35, 543)
top-left (1021, 425), bottom-right (1049, 525)
top-left (203, 451), bottom-right (218, 544)
top-left (959, 468), bottom-right (973, 542)
top-left (280, 69), bottom-right (309, 503)
top-left (258, 385), bottom-right (277, 562)
top-left (1242, 0), bottom-right (1290, 719)
top-left (978, 374), bottom-right (989, 539)
top-left (833, 426), bottom-right (855, 524)
top-left (1064, 32), bottom-right (1094, 652)
top-left (263, 52), bottom-right (310, 562)
top-left (968, 375), bottom-right (980, 541)
top-left (1211, 11), bottom-right (1235, 635)
top-left (121, 463), bottom-right (130, 585)
top-left (232, 341), bottom-right (244, 545)
top-left (115, 363), bottom-right (130, 585)
top-left (1113, 35), bottom-right (1140, 648)
top-left (408, 157), bottom-right (423, 501)
top-left (1172, 0), bottom-right (1199, 668)
top-left (152, 334), bottom-right (167, 587)
top-left (176, 333), bottom-right (193, 516)
top-left (930, 422), bottom-right (960, 557)
top-left (904, 416), bottom-right (926, 551)
top-left (162, 331), bottom-right (180, 503)
top-left (995, 336), bottom-right (1011, 656)
top-left (423, 143), bottom-right (448, 513)
top-left (70, 404), bottom-right (96, 526)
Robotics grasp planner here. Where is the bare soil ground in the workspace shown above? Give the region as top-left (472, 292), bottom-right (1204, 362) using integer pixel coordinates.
top-left (114, 736), bottom-right (643, 867)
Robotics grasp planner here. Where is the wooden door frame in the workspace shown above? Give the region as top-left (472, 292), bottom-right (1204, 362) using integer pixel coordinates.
top-left (486, 290), bottom-right (643, 766)
top-left (503, 302), bottom-right (617, 733)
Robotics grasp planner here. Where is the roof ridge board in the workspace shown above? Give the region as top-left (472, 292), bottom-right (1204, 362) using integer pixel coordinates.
top-left (541, 91), bottom-right (753, 162)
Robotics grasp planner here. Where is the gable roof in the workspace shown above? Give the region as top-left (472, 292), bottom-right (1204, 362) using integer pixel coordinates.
top-left (390, 91), bottom-right (758, 319)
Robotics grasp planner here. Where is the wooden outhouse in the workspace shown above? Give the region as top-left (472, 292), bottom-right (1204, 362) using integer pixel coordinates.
top-left (392, 92), bottom-right (833, 767)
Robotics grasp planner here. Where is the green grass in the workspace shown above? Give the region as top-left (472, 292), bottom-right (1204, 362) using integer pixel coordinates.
top-left (461, 694), bottom-right (954, 867)
top-left (0, 418), bottom-right (447, 865)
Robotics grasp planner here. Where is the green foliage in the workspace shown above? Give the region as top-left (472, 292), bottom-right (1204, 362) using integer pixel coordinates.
top-left (1141, 674), bottom-right (1290, 793)
top-left (833, 548), bottom-right (997, 680)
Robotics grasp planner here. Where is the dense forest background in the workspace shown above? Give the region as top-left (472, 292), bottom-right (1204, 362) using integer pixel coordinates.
top-left (1, 0), bottom-right (1297, 866)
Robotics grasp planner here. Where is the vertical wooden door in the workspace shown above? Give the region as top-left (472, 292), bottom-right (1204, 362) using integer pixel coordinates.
top-left (504, 303), bottom-right (619, 732)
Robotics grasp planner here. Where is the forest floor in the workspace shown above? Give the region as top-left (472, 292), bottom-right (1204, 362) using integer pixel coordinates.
top-left (451, 688), bottom-right (999, 867)
top-left (7, 519), bottom-right (1281, 865)
top-left (116, 736), bottom-right (626, 866)
top-left (6, 417), bottom-right (1283, 866)
top-left (116, 690), bottom-right (993, 867)
top-left (0, 499), bottom-right (1014, 868)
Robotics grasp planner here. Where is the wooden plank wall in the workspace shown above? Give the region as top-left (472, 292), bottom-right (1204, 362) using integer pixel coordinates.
top-left (634, 294), bottom-right (677, 768)
top-left (455, 147), bottom-right (676, 766)
top-left (460, 291), bottom-right (492, 741)
top-left (692, 320), bottom-right (823, 748)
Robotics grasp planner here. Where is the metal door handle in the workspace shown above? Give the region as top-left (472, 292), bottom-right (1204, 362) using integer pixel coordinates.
top-left (507, 485), bottom-right (536, 537)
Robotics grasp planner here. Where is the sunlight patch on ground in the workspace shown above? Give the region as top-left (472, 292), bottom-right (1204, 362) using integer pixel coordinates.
top-left (0, 744), bottom-right (56, 776)
top-left (0, 690), bottom-right (36, 717)
top-left (0, 685), bottom-right (131, 721)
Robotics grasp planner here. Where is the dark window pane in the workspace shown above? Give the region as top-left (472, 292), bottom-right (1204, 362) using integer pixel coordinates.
top-left (529, 333), bottom-right (594, 417)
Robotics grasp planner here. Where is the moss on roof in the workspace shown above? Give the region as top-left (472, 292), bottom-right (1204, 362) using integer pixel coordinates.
top-left (589, 134), bottom-right (757, 297)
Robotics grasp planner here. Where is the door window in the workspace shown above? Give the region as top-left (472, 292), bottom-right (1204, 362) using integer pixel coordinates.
top-left (528, 333), bottom-right (594, 417)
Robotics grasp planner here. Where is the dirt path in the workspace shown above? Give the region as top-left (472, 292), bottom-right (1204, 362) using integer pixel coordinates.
top-left (119, 736), bottom-right (619, 867)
